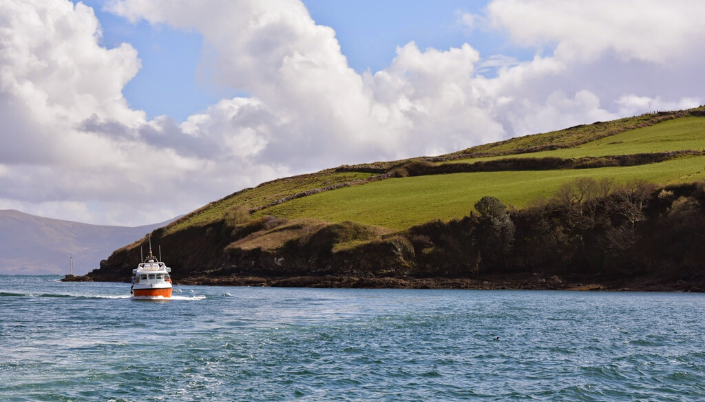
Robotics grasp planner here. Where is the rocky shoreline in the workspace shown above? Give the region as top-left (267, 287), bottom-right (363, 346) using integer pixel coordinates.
top-left (62, 272), bottom-right (705, 292)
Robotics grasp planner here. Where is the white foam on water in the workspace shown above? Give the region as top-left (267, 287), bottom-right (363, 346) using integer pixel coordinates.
top-left (1, 290), bottom-right (134, 299)
top-left (0, 288), bottom-right (205, 301)
top-left (131, 295), bottom-right (206, 301)
top-left (173, 295), bottom-right (206, 300)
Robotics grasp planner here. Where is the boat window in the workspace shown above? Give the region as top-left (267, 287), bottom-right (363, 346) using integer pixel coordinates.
top-left (148, 274), bottom-right (156, 279)
top-left (156, 274), bottom-right (163, 280)
top-left (140, 275), bottom-right (147, 280)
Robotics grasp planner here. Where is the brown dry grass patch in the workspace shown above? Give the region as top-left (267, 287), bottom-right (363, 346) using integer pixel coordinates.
top-left (227, 218), bottom-right (328, 251)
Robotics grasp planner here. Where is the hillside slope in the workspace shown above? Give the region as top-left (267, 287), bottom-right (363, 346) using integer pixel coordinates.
top-left (161, 108), bottom-right (705, 231)
top-left (81, 107), bottom-right (705, 290)
top-left (257, 155), bottom-right (705, 229)
top-left (0, 210), bottom-right (175, 275)
top-left (445, 115), bottom-right (705, 163)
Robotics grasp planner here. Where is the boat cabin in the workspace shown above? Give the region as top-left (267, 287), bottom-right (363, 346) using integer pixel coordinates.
top-left (136, 272), bottom-right (170, 284)
top-left (133, 259), bottom-right (172, 285)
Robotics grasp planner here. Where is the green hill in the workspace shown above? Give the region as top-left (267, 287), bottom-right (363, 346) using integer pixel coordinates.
top-left (441, 110), bottom-right (697, 157)
top-left (166, 108), bottom-right (705, 232)
top-left (257, 155), bottom-right (705, 230)
top-left (445, 115), bottom-right (705, 163)
top-left (79, 107), bottom-right (705, 291)
top-left (166, 171), bottom-right (374, 234)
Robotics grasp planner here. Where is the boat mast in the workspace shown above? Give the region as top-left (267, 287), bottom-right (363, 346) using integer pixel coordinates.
top-left (148, 234), bottom-right (153, 259)
top-left (159, 245), bottom-right (162, 262)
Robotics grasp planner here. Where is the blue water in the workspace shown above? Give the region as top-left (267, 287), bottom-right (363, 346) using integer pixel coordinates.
top-left (0, 276), bottom-right (703, 401)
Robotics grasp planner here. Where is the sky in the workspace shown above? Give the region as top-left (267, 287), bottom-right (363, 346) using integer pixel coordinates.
top-left (1, 0), bottom-right (704, 227)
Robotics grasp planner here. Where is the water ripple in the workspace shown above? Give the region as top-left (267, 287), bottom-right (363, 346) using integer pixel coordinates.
top-left (0, 276), bottom-right (704, 401)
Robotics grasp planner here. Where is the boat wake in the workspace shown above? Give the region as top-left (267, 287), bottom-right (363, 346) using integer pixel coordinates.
top-left (0, 291), bottom-right (131, 299)
top-left (94, 294), bottom-right (133, 299)
top-left (131, 295), bottom-right (206, 301)
top-left (1, 291), bottom-right (204, 300)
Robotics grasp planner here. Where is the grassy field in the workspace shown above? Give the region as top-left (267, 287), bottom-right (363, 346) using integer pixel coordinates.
top-left (255, 155), bottom-right (705, 230)
top-left (167, 171), bottom-right (373, 233)
top-left (446, 116), bottom-right (705, 163)
top-left (166, 109), bottom-right (705, 233)
top-left (446, 112), bottom-right (688, 156)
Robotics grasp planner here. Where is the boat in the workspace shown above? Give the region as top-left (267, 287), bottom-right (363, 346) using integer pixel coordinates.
top-left (131, 238), bottom-right (172, 298)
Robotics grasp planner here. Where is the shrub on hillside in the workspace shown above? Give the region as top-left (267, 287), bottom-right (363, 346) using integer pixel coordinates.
top-left (224, 205), bottom-right (251, 227)
top-left (407, 218), bottom-right (480, 276)
top-left (554, 177), bottom-right (613, 207)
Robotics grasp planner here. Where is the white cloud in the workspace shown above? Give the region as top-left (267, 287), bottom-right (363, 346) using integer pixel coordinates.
top-left (1, 0), bottom-right (704, 226)
top-left (484, 0), bottom-right (705, 63)
top-left (108, 0), bottom-right (509, 163)
top-left (503, 90), bottom-right (618, 136)
top-left (615, 95), bottom-right (702, 117)
top-left (456, 10), bottom-right (480, 33)
top-left (0, 0), bottom-right (289, 225)
top-left (180, 98), bottom-right (273, 158)
top-left (457, 0), bottom-right (705, 134)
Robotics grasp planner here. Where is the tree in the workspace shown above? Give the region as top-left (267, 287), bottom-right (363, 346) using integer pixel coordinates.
top-left (608, 179), bottom-right (655, 228)
top-left (602, 180), bottom-right (656, 256)
top-left (473, 197), bottom-right (515, 270)
top-left (554, 177), bottom-right (613, 230)
top-left (555, 177), bottom-right (613, 207)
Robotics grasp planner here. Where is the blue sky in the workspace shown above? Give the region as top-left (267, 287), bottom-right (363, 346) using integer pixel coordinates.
top-left (79, 0), bottom-right (534, 122)
top-left (303, 0), bottom-right (516, 72)
top-left (76, 0), bottom-right (222, 121)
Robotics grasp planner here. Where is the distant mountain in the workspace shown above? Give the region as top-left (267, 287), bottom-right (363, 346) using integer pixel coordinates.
top-left (0, 210), bottom-right (177, 275)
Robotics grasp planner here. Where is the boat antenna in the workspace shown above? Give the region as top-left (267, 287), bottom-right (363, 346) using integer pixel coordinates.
top-left (140, 246), bottom-right (143, 263)
top-left (159, 245), bottom-right (162, 262)
top-left (148, 234), bottom-right (153, 259)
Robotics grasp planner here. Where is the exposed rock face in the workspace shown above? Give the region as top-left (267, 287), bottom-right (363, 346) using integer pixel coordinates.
top-left (80, 219), bottom-right (416, 283)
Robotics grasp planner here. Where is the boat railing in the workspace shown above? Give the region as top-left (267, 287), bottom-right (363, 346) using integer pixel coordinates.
top-left (139, 265), bottom-right (166, 271)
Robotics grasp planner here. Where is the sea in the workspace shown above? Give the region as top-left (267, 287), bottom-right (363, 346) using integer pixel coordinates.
top-left (0, 275), bottom-right (703, 401)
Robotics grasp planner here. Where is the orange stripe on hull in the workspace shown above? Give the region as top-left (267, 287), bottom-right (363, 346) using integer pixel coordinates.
top-left (133, 288), bottom-right (172, 298)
